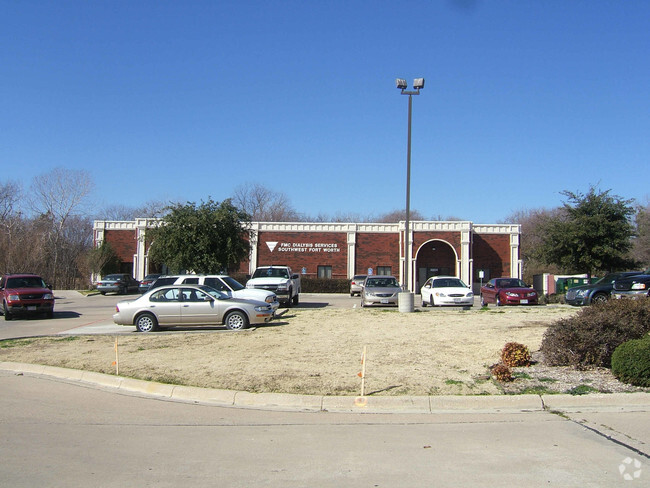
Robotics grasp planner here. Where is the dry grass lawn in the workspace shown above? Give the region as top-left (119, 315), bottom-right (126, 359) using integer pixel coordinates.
top-left (0, 305), bottom-right (581, 396)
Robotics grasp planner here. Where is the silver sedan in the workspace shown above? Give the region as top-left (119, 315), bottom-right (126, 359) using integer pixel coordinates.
top-left (113, 284), bottom-right (274, 332)
top-left (360, 276), bottom-right (402, 307)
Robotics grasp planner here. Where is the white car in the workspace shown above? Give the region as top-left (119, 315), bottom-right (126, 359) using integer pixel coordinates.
top-left (420, 276), bottom-right (474, 307)
top-left (113, 284), bottom-right (274, 332)
top-left (149, 275), bottom-right (279, 311)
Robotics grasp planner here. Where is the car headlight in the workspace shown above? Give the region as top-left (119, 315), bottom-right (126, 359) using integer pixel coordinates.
top-left (575, 289), bottom-right (587, 297)
top-left (276, 284), bottom-right (288, 292)
top-left (529, 291), bottom-right (537, 297)
top-left (43, 293), bottom-right (54, 300)
top-left (632, 283), bottom-right (647, 290)
top-left (505, 292), bottom-right (519, 297)
top-left (467, 292), bottom-right (474, 297)
top-left (8, 294), bottom-right (20, 301)
top-left (435, 292), bottom-right (447, 297)
top-left (254, 305), bottom-right (271, 312)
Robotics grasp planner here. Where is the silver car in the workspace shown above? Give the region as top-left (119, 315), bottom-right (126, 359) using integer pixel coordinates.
top-left (360, 276), bottom-right (402, 307)
top-left (96, 273), bottom-right (140, 295)
top-left (113, 284), bottom-right (274, 332)
top-left (350, 274), bottom-right (367, 297)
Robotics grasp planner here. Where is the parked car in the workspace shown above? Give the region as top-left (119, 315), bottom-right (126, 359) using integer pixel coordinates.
top-left (611, 269), bottom-right (650, 300)
top-left (113, 284), bottom-right (274, 332)
top-left (0, 273), bottom-right (54, 320)
top-left (480, 278), bottom-right (538, 306)
top-left (149, 274), bottom-right (279, 311)
top-left (360, 275), bottom-right (402, 307)
top-left (96, 274), bottom-right (140, 295)
top-left (420, 276), bottom-right (474, 307)
top-left (138, 273), bottom-right (162, 293)
top-left (350, 275), bottom-right (367, 296)
top-left (565, 271), bottom-right (643, 306)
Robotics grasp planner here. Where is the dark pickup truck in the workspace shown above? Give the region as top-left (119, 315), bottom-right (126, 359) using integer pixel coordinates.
top-left (1, 273), bottom-right (55, 320)
top-left (611, 269), bottom-right (650, 300)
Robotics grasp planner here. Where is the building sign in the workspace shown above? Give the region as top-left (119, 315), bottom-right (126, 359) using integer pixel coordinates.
top-left (265, 241), bottom-right (341, 253)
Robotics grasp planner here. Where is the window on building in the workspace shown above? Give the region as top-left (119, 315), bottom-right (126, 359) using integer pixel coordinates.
top-left (376, 266), bottom-right (392, 276)
top-left (317, 266), bottom-right (332, 279)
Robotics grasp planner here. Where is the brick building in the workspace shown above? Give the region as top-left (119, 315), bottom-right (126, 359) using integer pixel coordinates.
top-left (93, 219), bottom-right (521, 292)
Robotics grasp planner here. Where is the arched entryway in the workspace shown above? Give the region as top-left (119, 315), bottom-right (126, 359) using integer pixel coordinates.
top-left (415, 239), bottom-right (458, 291)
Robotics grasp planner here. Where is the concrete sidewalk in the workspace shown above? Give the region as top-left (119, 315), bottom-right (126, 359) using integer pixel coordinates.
top-left (3, 361), bottom-right (649, 415)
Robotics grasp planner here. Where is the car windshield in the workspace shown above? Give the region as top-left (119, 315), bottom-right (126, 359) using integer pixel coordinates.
top-left (199, 285), bottom-right (230, 300)
top-left (253, 268), bottom-right (289, 279)
top-left (432, 278), bottom-right (467, 288)
top-left (496, 279), bottom-right (527, 288)
top-left (366, 277), bottom-right (399, 288)
top-left (222, 276), bottom-right (245, 291)
top-left (5, 276), bottom-right (47, 288)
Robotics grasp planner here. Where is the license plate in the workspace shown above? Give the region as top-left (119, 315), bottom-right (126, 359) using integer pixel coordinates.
top-left (380, 299), bottom-right (389, 304)
top-left (520, 299), bottom-right (528, 304)
top-left (454, 298), bottom-right (462, 302)
top-left (27, 306), bottom-right (37, 311)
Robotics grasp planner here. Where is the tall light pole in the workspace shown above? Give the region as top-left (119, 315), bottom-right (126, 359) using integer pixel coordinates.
top-left (396, 77), bottom-right (424, 312)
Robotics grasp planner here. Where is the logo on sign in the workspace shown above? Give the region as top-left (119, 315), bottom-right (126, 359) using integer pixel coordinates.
top-left (266, 241), bottom-right (278, 252)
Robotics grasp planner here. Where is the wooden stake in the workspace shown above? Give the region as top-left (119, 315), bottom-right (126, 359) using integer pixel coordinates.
top-left (113, 337), bottom-right (119, 375)
top-left (360, 345), bottom-right (367, 397)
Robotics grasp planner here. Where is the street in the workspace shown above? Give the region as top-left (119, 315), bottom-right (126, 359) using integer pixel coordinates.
top-left (1, 369), bottom-right (647, 487)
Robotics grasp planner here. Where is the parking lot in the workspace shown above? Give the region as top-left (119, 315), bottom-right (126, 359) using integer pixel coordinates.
top-left (0, 291), bottom-right (460, 340)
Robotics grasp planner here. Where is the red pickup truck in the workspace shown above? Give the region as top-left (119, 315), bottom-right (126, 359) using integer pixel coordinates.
top-left (0, 274), bottom-right (55, 320)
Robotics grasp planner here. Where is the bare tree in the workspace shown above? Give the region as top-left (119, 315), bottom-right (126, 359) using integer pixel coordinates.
top-left (376, 209), bottom-right (426, 223)
top-left (631, 201), bottom-right (650, 266)
top-left (29, 168), bottom-right (95, 287)
top-left (232, 183), bottom-right (301, 221)
top-left (98, 199), bottom-right (170, 221)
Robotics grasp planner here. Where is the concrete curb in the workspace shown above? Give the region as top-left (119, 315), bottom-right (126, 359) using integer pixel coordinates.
top-left (2, 362), bottom-right (649, 414)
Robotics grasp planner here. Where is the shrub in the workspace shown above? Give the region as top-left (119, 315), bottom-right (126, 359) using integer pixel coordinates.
top-left (611, 335), bottom-right (650, 387)
top-left (540, 299), bottom-right (650, 368)
top-left (501, 342), bottom-right (531, 367)
top-left (491, 363), bottom-right (513, 382)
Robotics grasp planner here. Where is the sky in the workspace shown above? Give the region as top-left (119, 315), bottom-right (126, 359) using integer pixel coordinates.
top-left (2, 0), bottom-right (649, 224)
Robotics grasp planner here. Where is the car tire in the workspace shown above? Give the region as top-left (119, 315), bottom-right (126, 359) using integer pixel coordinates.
top-left (3, 302), bottom-right (12, 321)
top-left (495, 295), bottom-right (501, 307)
top-left (292, 293), bottom-right (299, 306)
top-left (224, 310), bottom-right (249, 330)
top-left (421, 295), bottom-right (427, 307)
top-left (100, 291), bottom-right (106, 295)
top-left (591, 293), bottom-right (608, 304)
top-left (480, 295), bottom-right (486, 307)
top-left (135, 313), bottom-right (158, 332)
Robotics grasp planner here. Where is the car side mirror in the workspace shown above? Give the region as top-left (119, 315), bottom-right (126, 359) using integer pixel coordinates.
top-left (292, 274), bottom-right (299, 279)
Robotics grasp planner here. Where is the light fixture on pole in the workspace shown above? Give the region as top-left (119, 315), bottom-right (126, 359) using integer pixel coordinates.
top-left (396, 77), bottom-right (424, 312)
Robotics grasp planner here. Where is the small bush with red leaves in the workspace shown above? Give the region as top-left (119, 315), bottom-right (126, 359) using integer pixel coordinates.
top-left (491, 363), bottom-right (513, 382)
top-left (501, 342), bottom-right (531, 367)
top-left (540, 299), bottom-right (650, 368)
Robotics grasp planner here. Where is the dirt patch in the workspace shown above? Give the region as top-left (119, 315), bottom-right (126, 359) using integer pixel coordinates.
top-left (1, 305), bottom-right (646, 396)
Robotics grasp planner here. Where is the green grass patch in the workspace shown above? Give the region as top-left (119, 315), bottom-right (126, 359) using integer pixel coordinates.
top-left (0, 338), bottom-right (36, 349)
top-left (444, 379), bottom-right (464, 386)
top-left (566, 385), bottom-right (600, 395)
